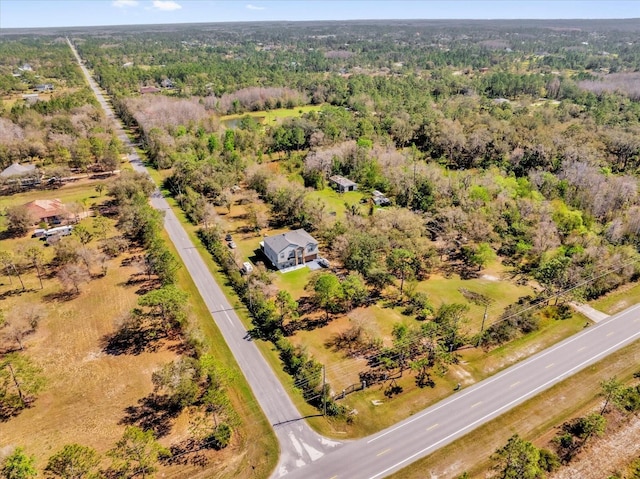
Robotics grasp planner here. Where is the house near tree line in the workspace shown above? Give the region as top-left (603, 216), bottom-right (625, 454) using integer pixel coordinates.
top-left (329, 175), bottom-right (358, 193)
top-left (1, 162), bottom-right (37, 178)
top-left (35, 83), bottom-right (54, 92)
top-left (261, 229), bottom-right (319, 270)
top-left (23, 198), bottom-right (69, 225)
top-left (372, 190), bottom-right (391, 206)
top-left (0, 162), bottom-right (41, 186)
top-left (139, 86), bottom-right (161, 94)
top-left (22, 93), bottom-right (39, 104)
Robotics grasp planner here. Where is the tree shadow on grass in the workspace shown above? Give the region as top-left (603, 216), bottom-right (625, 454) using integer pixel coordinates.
top-left (102, 322), bottom-right (164, 356)
top-left (120, 393), bottom-right (179, 438)
top-left (163, 439), bottom-right (210, 467)
top-left (117, 274), bottom-right (160, 296)
top-left (0, 398), bottom-right (34, 422)
top-left (42, 289), bottom-right (77, 302)
top-left (0, 288), bottom-right (32, 300)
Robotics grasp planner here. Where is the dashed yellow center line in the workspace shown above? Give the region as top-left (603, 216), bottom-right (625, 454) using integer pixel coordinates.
top-left (377, 448), bottom-right (392, 457)
top-left (545, 363), bottom-right (555, 369)
top-left (577, 346), bottom-right (587, 352)
top-left (471, 401), bottom-right (483, 408)
top-left (510, 381), bottom-right (521, 388)
top-left (328, 476), bottom-right (338, 479)
top-left (607, 331), bottom-right (615, 337)
top-left (426, 423), bottom-right (439, 431)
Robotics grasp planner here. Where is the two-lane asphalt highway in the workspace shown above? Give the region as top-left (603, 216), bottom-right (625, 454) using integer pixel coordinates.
top-left (67, 38), bottom-right (341, 477)
top-left (284, 303), bottom-right (640, 479)
top-left (69, 37), bottom-right (640, 479)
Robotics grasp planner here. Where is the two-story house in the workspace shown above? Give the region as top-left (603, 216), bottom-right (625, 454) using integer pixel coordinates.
top-left (262, 229), bottom-right (319, 270)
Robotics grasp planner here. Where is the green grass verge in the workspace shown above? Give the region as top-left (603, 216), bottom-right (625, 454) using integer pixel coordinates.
top-left (161, 217), bottom-right (279, 478)
top-left (134, 145), bottom-right (279, 475)
top-left (390, 338), bottom-right (640, 479)
top-left (592, 281), bottom-right (640, 315)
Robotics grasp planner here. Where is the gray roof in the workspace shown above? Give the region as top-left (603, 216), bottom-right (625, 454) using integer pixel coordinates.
top-left (264, 229), bottom-right (317, 254)
top-left (1, 163), bottom-right (36, 178)
top-left (329, 175), bottom-right (357, 188)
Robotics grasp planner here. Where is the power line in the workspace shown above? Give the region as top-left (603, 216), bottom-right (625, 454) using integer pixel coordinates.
top-left (290, 256), bottom-right (640, 392)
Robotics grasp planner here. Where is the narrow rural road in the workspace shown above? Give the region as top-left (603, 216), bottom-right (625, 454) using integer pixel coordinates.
top-left (68, 38), bottom-right (640, 479)
top-left (67, 38), bottom-right (341, 477)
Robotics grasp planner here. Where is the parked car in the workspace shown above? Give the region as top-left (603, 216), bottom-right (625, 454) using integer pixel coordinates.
top-left (318, 258), bottom-right (330, 268)
top-left (225, 233), bottom-right (233, 242)
top-left (228, 241), bottom-right (237, 249)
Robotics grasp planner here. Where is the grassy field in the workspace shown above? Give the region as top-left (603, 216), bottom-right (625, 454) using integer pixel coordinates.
top-left (0, 177), bottom-right (109, 211)
top-left (219, 105), bottom-right (323, 128)
top-left (307, 187), bottom-right (366, 220)
top-left (0, 224), bottom-right (167, 468)
top-left (592, 281), bottom-right (640, 315)
top-left (416, 266), bottom-right (533, 334)
top-left (0, 180), bottom-right (277, 478)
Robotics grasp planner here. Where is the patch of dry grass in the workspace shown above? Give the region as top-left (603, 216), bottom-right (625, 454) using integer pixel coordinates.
top-left (0, 186), bottom-right (277, 478)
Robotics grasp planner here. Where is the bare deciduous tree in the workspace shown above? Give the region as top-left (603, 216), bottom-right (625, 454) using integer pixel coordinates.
top-left (57, 264), bottom-right (90, 294)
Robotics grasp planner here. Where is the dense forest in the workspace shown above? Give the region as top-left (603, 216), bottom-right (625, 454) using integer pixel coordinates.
top-left (2, 18), bottom-right (640, 478)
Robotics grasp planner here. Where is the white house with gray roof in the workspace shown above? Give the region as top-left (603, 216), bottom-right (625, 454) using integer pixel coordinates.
top-left (262, 229), bottom-right (319, 270)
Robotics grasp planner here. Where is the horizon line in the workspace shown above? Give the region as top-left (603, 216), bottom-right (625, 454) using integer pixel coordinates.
top-left (2, 17), bottom-right (640, 31)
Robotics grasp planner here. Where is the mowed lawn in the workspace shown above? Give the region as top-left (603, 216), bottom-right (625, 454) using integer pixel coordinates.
top-left (307, 187), bottom-right (365, 220)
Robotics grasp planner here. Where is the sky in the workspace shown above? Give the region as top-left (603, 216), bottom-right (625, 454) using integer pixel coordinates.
top-left (1, 1), bottom-right (639, 29)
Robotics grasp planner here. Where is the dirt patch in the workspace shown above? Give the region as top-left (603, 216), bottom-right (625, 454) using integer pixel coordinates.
top-left (481, 274), bottom-right (500, 281)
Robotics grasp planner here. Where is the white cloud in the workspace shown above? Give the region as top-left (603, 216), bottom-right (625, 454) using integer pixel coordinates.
top-left (246, 4), bottom-right (266, 10)
top-left (112, 0), bottom-right (139, 7)
top-left (152, 0), bottom-right (182, 11)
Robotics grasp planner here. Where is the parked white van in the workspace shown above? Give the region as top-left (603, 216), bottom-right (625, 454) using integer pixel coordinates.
top-left (45, 225), bottom-right (73, 237)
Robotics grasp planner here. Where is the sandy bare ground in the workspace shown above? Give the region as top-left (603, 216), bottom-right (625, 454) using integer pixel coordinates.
top-left (549, 412), bottom-right (640, 479)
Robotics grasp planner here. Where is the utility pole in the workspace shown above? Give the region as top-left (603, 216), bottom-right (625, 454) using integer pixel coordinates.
top-left (322, 365), bottom-right (327, 416)
top-left (477, 303), bottom-right (489, 347)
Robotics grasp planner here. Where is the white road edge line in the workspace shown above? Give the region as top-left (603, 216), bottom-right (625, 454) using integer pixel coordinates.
top-left (367, 302), bottom-right (640, 444)
top-left (366, 329), bottom-right (640, 479)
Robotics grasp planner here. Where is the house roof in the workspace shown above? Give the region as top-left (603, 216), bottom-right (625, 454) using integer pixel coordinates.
top-left (23, 199), bottom-right (67, 220)
top-left (264, 229), bottom-right (317, 254)
top-left (329, 175), bottom-right (357, 188)
top-left (139, 86), bottom-right (161, 94)
top-left (0, 163), bottom-right (36, 178)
